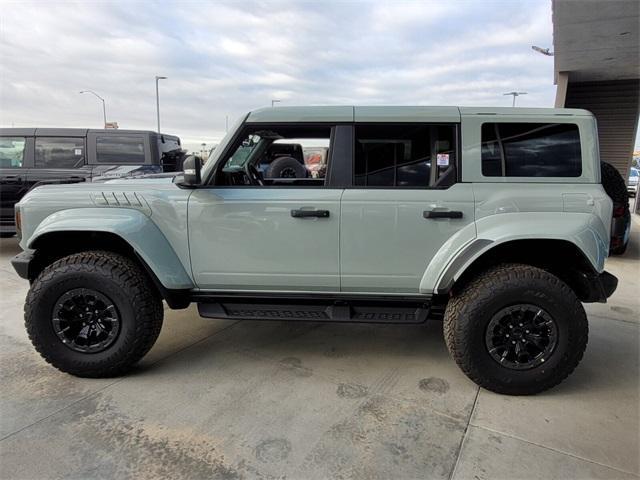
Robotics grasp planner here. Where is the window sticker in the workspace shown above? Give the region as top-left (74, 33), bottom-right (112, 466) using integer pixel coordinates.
top-left (437, 153), bottom-right (449, 166)
top-left (74, 148), bottom-right (82, 156)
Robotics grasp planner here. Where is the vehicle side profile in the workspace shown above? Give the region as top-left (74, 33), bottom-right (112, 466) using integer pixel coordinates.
top-left (628, 166), bottom-right (638, 197)
top-left (0, 128), bottom-right (184, 237)
top-left (11, 106), bottom-right (618, 395)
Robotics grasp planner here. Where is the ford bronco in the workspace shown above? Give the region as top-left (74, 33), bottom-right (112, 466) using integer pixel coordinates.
top-left (11, 106), bottom-right (618, 395)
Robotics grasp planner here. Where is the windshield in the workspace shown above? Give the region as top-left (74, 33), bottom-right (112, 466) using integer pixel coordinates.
top-left (200, 114), bottom-right (247, 180)
top-left (225, 134), bottom-right (262, 168)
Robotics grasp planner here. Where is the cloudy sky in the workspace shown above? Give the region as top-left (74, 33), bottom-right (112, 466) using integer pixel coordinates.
top-left (2, 0), bottom-right (566, 151)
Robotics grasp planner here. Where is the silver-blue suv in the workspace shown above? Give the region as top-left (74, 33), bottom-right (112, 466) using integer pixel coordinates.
top-left (11, 106), bottom-right (618, 395)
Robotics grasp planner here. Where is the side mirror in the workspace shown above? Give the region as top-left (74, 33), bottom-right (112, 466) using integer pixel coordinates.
top-left (182, 155), bottom-right (202, 186)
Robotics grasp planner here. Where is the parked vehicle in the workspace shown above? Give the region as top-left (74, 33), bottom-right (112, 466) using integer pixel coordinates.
top-left (0, 128), bottom-right (185, 236)
top-left (12, 106), bottom-right (618, 395)
top-left (628, 166), bottom-right (638, 197)
top-left (601, 162), bottom-right (632, 255)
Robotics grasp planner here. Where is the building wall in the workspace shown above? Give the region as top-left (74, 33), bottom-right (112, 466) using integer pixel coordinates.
top-left (564, 79), bottom-right (639, 179)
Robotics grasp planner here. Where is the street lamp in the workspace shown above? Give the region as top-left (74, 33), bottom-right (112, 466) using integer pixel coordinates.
top-left (503, 91), bottom-right (528, 107)
top-left (155, 76), bottom-right (167, 133)
top-left (271, 99), bottom-right (281, 107)
top-left (79, 90), bottom-right (107, 128)
top-left (532, 45), bottom-right (554, 56)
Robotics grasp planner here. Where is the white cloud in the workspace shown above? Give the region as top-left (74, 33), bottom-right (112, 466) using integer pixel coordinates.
top-left (0, 0), bottom-right (558, 151)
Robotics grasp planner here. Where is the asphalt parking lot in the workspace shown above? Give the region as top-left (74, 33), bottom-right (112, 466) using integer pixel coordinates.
top-left (0, 219), bottom-right (638, 480)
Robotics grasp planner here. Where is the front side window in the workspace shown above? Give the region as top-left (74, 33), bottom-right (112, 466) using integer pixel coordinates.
top-left (481, 123), bottom-right (582, 177)
top-left (35, 137), bottom-right (85, 168)
top-left (218, 125), bottom-right (331, 187)
top-left (354, 124), bottom-right (456, 188)
top-left (0, 137), bottom-right (26, 168)
top-left (96, 135), bottom-right (145, 164)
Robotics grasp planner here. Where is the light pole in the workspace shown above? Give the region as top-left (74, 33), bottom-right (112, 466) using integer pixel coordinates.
top-left (271, 99), bottom-right (281, 107)
top-left (79, 90), bottom-right (107, 128)
top-left (531, 45), bottom-right (554, 56)
top-left (503, 91), bottom-right (527, 107)
top-left (155, 76), bottom-right (167, 133)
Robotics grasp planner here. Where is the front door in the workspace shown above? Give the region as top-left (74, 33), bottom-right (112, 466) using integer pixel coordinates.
top-left (188, 123), bottom-right (343, 292)
top-left (0, 135), bottom-right (30, 232)
top-left (340, 123), bottom-right (475, 294)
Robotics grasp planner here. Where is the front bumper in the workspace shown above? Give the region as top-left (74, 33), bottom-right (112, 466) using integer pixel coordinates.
top-left (11, 249), bottom-right (35, 280)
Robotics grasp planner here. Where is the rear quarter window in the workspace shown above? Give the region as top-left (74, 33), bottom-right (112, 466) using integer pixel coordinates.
top-left (96, 135), bottom-right (146, 164)
top-left (481, 123), bottom-right (582, 177)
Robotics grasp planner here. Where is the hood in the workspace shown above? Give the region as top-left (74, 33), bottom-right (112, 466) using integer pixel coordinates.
top-left (104, 175), bottom-right (177, 185)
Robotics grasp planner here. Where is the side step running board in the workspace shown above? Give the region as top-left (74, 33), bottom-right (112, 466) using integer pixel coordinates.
top-left (198, 301), bottom-right (431, 324)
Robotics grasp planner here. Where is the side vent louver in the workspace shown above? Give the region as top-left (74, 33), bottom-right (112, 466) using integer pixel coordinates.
top-left (91, 192), bottom-right (151, 215)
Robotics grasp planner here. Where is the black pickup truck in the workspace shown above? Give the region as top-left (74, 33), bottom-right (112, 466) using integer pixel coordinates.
top-left (0, 128), bottom-right (185, 236)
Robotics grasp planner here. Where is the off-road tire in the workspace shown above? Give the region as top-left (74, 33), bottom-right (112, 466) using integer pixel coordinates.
top-left (444, 263), bottom-right (588, 395)
top-left (265, 156), bottom-right (307, 179)
top-left (601, 161), bottom-right (629, 204)
top-left (25, 250), bottom-right (163, 378)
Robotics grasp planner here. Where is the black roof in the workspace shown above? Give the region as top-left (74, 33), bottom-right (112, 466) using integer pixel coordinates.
top-left (0, 128), bottom-right (169, 137)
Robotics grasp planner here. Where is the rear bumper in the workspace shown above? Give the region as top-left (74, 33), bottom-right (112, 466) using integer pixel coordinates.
top-left (611, 210), bottom-right (631, 238)
top-left (11, 249), bottom-right (34, 280)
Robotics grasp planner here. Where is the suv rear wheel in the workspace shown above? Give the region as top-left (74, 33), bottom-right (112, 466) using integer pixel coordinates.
top-left (25, 251), bottom-right (163, 377)
top-left (444, 263), bottom-right (588, 395)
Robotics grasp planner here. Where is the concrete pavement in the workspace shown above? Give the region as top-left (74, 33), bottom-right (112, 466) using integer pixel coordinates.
top-left (0, 224), bottom-right (638, 479)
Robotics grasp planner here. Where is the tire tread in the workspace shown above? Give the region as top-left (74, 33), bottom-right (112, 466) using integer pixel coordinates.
top-left (25, 250), bottom-right (163, 378)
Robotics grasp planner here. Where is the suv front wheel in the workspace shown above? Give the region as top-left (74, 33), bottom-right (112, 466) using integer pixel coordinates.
top-left (25, 251), bottom-right (163, 377)
top-left (444, 263), bottom-right (588, 395)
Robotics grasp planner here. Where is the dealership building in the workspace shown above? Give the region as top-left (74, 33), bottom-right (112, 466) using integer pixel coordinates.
top-left (552, 0), bottom-right (639, 211)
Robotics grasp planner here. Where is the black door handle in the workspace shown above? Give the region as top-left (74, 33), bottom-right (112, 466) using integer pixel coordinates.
top-left (1, 176), bottom-right (21, 184)
top-left (291, 209), bottom-right (330, 218)
top-left (423, 210), bottom-right (463, 219)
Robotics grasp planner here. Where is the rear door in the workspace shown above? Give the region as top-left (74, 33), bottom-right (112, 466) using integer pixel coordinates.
top-left (340, 119), bottom-right (475, 294)
top-left (0, 134), bottom-right (31, 231)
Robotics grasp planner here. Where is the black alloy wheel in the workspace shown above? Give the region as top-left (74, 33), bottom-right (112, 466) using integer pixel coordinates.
top-left (52, 288), bottom-right (121, 353)
top-left (485, 304), bottom-right (558, 370)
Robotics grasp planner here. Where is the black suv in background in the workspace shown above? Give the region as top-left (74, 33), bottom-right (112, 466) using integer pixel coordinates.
top-left (0, 128), bottom-right (185, 236)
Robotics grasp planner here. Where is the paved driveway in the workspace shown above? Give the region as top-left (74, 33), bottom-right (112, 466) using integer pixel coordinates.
top-left (1, 222), bottom-right (638, 479)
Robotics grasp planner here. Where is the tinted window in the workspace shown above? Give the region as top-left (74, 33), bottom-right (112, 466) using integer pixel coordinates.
top-left (96, 136), bottom-right (145, 163)
top-left (35, 137), bottom-right (84, 168)
top-left (481, 123), bottom-right (582, 177)
top-left (0, 137), bottom-right (25, 168)
top-left (354, 124), bottom-right (456, 188)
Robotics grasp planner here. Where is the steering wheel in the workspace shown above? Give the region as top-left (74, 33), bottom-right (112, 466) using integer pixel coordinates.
top-left (246, 163), bottom-right (264, 186)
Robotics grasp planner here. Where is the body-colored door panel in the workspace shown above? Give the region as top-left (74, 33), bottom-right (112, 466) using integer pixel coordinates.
top-left (340, 184), bottom-right (475, 293)
top-left (188, 188), bottom-right (343, 291)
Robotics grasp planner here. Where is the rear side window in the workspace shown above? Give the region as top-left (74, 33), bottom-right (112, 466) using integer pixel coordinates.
top-left (481, 123), bottom-right (582, 177)
top-left (96, 135), bottom-right (145, 163)
top-left (0, 137), bottom-right (25, 168)
top-left (354, 124), bottom-right (456, 188)
top-left (35, 137), bottom-right (84, 168)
